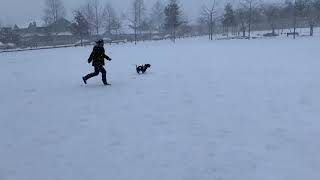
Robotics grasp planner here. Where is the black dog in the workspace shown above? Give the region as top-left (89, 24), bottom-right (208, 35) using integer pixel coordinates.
top-left (136, 64), bottom-right (151, 74)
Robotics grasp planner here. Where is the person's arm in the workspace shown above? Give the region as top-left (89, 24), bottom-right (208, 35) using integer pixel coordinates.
top-left (88, 48), bottom-right (95, 63)
top-left (103, 48), bottom-right (112, 61)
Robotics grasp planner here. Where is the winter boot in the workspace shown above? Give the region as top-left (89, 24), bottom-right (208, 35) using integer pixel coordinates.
top-left (104, 82), bottom-right (111, 86)
top-left (82, 77), bottom-right (87, 84)
top-left (102, 79), bottom-right (111, 86)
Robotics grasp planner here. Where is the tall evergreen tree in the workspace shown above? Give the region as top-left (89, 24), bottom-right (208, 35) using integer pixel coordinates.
top-left (222, 3), bottom-right (236, 36)
top-left (71, 10), bottom-right (90, 46)
top-left (164, 0), bottom-right (181, 42)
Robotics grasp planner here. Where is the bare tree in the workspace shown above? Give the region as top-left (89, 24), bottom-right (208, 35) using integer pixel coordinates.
top-left (262, 3), bottom-right (281, 35)
top-left (235, 7), bottom-right (247, 37)
top-left (239, 0), bottom-right (259, 39)
top-left (43, 0), bottom-right (66, 25)
top-left (302, 0), bottom-right (319, 36)
top-left (314, 0), bottom-right (320, 34)
top-left (130, 0), bottom-right (145, 44)
top-left (289, 0), bottom-right (304, 38)
top-left (282, 0), bottom-right (297, 38)
top-left (109, 16), bottom-right (121, 38)
top-left (197, 15), bottom-right (209, 36)
top-left (92, 0), bottom-right (104, 35)
top-left (150, 0), bottom-right (165, 33)
top-left (80, 2), bottom-right (93, 35)
top-left (290, 0), bottom-right (308, 38)
top-left (223, 3), bottom-right (236, 37)
top-left (200, 0), bottom-right (218, 40)
top-left (177, 17), bottom-right (192, 37)
top-left (291, 0), bottom-right (320, 37)
top-left (81, 0), bottom-right (104, 35)
top-left (103, 3), bottom-right (120, 36)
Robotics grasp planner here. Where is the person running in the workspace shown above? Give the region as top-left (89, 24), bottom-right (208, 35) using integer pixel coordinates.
top-left (82, 39), bottom-right (112, 85)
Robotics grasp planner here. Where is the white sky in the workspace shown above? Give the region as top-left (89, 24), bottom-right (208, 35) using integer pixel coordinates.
top-left (0, 0), bottom-right (279, 27)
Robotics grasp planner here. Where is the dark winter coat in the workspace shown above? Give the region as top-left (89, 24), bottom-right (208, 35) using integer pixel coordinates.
top-left (88, 46), bottom-right (111, 66)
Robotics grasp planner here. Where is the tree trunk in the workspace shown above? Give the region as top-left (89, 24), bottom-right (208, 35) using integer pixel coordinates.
top-left (208, 24), bottom-right (211, 40)
top-left (272, 26), bottom-right (275, 35)
top-left (210, 13), bottom-right (213, 40)
top-left (135, 27), bottom-right (137, 45)
top-left (242, 25), bottom-right (245, 37)
top-left (310, 24), bottom-right (314, 36)
top-left (149, 30), bottom-right (152, 40)
top-left (173, 25), bottom-right (176, 43)
top-left (210, 23), bottom-right (213, 40)
top-left (293, 1), bottom-right (297, 39)
top-left (80, 33), bottom-right (83, 46)
top-left (248, 3), bottom-right (252, 40)
top-left (226, 26), bottom-right (229, 37)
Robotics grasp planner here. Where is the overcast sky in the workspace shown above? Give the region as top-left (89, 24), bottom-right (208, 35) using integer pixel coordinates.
top-left (0, 0), bottom-right (279, 27)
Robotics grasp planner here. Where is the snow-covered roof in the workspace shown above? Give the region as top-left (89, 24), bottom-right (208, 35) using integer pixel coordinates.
top-left (75, 39), bottom-right (90, 44)
top-left (117, 20), bottom-right (159, 35)
top-left (55, 32), bottom-right (73, 36)
top-left (151, 35), bottom-right (164, 40)
top-left (21, 33), bottom-right (46, 37)
top-left (5, 43), bottom-right (16, 47)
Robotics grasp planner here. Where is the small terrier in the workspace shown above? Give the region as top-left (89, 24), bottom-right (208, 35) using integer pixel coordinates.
top-left (136, 64), bottom-right (151, 74)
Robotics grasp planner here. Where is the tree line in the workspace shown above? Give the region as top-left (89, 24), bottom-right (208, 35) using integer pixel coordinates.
top-left (1, 0), bottom-right (320, 47)
top-left (41, 0), bottom-right (184, 44)
top-left (44, 0), bottom-right (320, 41)
top-left (200, 0), bottom-right (320, 39)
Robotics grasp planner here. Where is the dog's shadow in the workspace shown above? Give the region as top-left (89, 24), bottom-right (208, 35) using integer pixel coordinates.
top-left (131, 71), bottom-right (155, 81)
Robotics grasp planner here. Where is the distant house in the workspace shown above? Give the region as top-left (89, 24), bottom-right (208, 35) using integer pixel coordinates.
top-left (0, 27), bottom-right (21, 48)
top-left (12, 18), bottom-right (75, 47)
top-left (0, 41), bottom-right (5, 49)
top-left (46, 18), bottom-right (72, 35)
top-left (17, 18), bottom-right (72, 37)
top-left (17, 23), bottom-right (47, 38)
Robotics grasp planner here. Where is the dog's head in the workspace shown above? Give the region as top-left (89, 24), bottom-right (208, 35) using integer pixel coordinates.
top-left (144, 64), bottom-right (151, 68)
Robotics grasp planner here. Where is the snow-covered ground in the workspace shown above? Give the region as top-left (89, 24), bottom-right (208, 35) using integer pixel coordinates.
top-left (0, 37), bottom-right (320, 180)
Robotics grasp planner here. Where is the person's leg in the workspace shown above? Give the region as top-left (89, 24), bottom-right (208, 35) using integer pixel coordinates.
top-left (83, 66), bottom-right (99, 83)
top-left (99, 66), bottom-right (109, 85)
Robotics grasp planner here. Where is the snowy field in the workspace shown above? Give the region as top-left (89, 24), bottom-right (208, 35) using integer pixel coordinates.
top-left (0, 37), bottom-right (320, 180)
